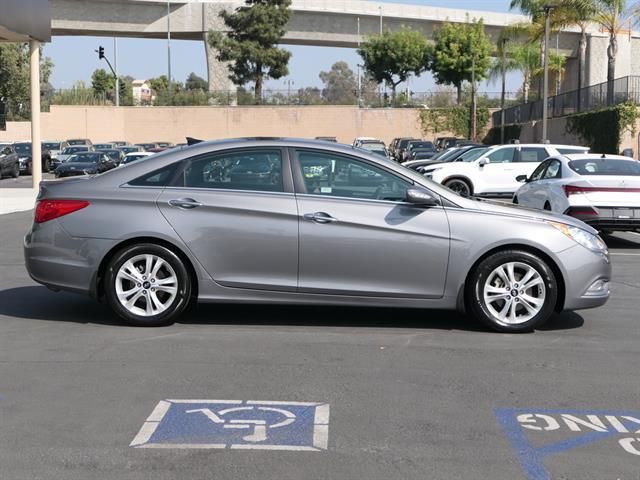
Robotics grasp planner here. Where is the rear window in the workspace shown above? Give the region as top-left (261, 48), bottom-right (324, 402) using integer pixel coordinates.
top-left (568, 159), bottom-right (640, 176)
top-left (558, 148), bottom-right (588, 155)
top-left (129, 163), bottom-right (179, 187)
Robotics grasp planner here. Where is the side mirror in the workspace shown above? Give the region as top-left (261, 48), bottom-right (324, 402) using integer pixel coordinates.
top-left (478, 158), bottom-right (489, 167)
top-left (405, 188), bottom-right (439, 207)
top-left (516, 175), bottom-right (529, 183)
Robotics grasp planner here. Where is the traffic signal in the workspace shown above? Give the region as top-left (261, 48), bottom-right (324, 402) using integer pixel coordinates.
top-left (97, 46), bottom-right (104, 59)
top-left (119, 79), bottom-right (126, 97)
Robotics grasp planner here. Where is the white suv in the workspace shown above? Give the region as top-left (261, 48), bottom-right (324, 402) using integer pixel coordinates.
top-left (422, 143), bottom-right (589, 197)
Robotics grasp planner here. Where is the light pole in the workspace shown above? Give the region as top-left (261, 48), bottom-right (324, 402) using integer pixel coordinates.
top-left (357, 64), bottom-right (362, 107)
top-left (167, 0), bottom-right (172, 102)
top-left (500, 38), bottom-right (507, 144)
top-left (284, 79), bottom-right (294, 102)
top-left (541, 4), bottom-right (555, 143)
top-left (114, 37), bottom-right (119, 107)
top-left (470, 55), bottom-right (477, 141)
top-left (379, 6), bottom-right (383, 34)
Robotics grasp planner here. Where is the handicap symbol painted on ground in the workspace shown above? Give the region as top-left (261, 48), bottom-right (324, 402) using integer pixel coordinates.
top-left (130, 399), bottom-right (330, 451)
top-left (496, 408), bottom-right (640, 480)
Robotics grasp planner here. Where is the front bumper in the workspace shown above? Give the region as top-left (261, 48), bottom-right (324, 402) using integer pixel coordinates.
top-left (556, 244), bottom-right (611, 311)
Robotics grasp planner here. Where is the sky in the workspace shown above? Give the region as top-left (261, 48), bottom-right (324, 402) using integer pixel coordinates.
top-left (43, 0), bottom-right (521, 95)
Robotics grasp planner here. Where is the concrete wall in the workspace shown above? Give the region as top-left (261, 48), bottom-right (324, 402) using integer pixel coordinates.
top-left (0, 105), bottom-right (436, 145)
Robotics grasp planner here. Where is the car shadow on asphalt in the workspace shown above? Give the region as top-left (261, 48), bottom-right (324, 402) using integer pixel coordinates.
top-left (0, 285), bottom-right (584, 333)
top-left (603, 233), bottom-right (640, 249)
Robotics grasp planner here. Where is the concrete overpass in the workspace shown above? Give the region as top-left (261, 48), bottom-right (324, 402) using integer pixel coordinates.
top-left (49, 0), bottom-right (640, 92)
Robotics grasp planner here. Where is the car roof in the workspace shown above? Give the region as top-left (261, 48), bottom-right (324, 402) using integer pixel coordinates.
top-left (561, 153), bottom-right (632, 161)
top-left (125, 151), bottom-right (153, 156)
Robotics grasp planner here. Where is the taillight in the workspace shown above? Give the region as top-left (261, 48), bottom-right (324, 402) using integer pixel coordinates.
top-left (563, 185), bottom-right (640, 196)
top-left (34, 199), bottom-right (89, 223)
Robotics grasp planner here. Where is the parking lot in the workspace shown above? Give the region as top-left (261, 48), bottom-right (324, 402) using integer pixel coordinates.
top-left (0, 172), bottom-right (55, 188)
top-left (1, 209), bottom-right (639, 480)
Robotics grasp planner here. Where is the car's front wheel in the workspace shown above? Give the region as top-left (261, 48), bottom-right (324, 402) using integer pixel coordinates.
top-left (466, 250), bottom-right (558, 333)
top-left (444, 178), bottom-right (472, 197)
top-left (104, 243), bottom-right (192, 327)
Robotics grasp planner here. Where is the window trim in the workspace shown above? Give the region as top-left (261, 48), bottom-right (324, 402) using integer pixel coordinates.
top-left (170, 147), bottom-right (293, 194)
top-left (290, 147), bottom-right (417, 203)
top-left (529, 160), bottom-right (550, 182)
top-left (542, 159), bottom-right (562, 180)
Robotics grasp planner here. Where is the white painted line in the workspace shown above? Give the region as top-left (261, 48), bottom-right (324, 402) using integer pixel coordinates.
top-left (313, 425), bottom-right (329, 450)
top-left (167, 399), bottom-right (243, 404)
top-left (130, 421), bottom-right (161, 447)
top-left (314, 404), bottom-right (330, 425)
top-left (146, 400), bottom-right (172, 422)
top-left (230, 444), bottom-right (319, 451)
top-left (246, 400), bottom-right (320, 406)
top-left (138, 443), bottom-right (227, 449)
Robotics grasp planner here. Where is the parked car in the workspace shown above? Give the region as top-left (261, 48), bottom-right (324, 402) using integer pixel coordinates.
top-left (110, 141), bottom-right (129, 147)
top-left (422, 144), bottom-right (589, 197)
top-left (356, 141), bottom-right (389, 158)
top-left (154, 142), bottom-right (174, 148)
top-left (120, 151), bottom-right (154, 166)
top-left (404, 141), bottom-right (436, 161)
top-left (136, 143), bottom-right (160, 152)
top-left (0, 144), bottom-right (19, 178)
top-left (98, 148), bottom-right (125, 165)
top-left (94, 143), bottom-right (116, 151)
top-left (118, 145), bottom-right (144, 155)
top-left (52, 145), bottom-right (94, 169)
top-left (66, 138), bottom-right (93, 146)
top-left (25, 138), bottom-right (610, 332)
top-left (314, 136), bottom-right (337, 142)
top-left (13, 142), bottom-right (52, 174)
top-left (514, 153), bottom-right (640, 232)
top-left (352, 137), bottom-right (379, 147)
top-left (394, 138), bottom-right (420, 162)
top-left (42, 141), bottom-right (69, 161)
top-left (54, 152), bottom-right (116, 178)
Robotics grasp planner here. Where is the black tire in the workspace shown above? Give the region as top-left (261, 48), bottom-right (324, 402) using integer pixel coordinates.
top-left (444, 178), bottom-right (472, 197)
top-left (104, 243), bottom-right (192, 327)
top-left (466, 250), bottom-right (558, 333)
top-left (11, 163), bottom-right (19, 178)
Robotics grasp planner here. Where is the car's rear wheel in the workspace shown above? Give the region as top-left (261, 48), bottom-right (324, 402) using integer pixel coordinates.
top-left (444, 178), bottom-right (472, 197)
top-left (466, 250), bottom-right (558, 333)
top-left (104, 243), bottom-right (192, 327)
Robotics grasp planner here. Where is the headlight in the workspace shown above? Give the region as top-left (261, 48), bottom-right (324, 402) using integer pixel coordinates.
top-left (547, 221), bottom-right (608, 254)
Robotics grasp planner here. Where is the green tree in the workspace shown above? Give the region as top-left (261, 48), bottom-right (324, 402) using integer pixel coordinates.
top-left (319, 61), bottom-right (357, 104)
top-left (428, 18), bottom-right (492, 104)
top-left (296, 87), bottom-right (324, 105)
top-left (208, 0), bottom-right (292, 102)
top-left (119, 76), bottom-right (134, 106)
top-left (0, 43), bottom-right (54, 119)
top-left (148, 75), bottom-right (169, 94)
top-left (185, 72), bottom-right (208, 91)
top-left (357, 27), bottom-right (429, 102)
top-left (91, 68), bottom-right (115, 98)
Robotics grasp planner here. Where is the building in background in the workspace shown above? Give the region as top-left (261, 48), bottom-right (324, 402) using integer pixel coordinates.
top-left (132, 80), bottom-right (152, 105)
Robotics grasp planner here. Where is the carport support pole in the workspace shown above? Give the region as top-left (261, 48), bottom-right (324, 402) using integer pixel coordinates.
top-left (30, 39), bottom-right (42, 189)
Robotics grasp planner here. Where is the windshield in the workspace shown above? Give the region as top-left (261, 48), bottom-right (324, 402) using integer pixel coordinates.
top-left (63, 146), bottom-right (88, 154)
top-left (66, 153), bottom-right (101, 164)
top-left (14, 144), bottom-right (31, 155)
top-left (123, 154), bottom-right (147, 164)
top-left (101, 150), bottom-right (120, 160)
top-left (42, 142), bottom-right (60, 150)
top-left (360, 142), bottom-right (385, 151)
top-left (569, 158), bottom-right (640, 176)
top-left (409, 142), bottom-right (434, 150)
top-left (67, 139), bottom-right (88, 145)
top-left (460, 147), bottom-right (489, 162)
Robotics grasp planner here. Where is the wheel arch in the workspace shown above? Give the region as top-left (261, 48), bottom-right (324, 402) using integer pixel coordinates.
top-left (94, 236), bottom-right (199, 302)
top-left (458, 243), bottom-right (566, 314)
top-left (441, 175), bottom-right (474, 194)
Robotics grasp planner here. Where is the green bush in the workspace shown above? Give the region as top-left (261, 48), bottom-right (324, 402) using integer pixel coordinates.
top-left (566, 102), bottom-right (639, 154)
top-left (483, 124), bottom-right (522, 145)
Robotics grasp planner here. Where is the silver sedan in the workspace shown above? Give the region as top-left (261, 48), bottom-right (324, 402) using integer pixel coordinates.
top-left (24, 138), bottom-right (611, 332)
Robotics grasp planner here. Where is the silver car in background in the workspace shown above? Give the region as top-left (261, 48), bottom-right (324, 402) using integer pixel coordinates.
top-left (24, 138), bottom-right (611, 332)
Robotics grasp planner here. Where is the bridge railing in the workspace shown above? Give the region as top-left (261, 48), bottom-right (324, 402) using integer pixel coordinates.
top-left (493, 76), bottom-right (640, 126)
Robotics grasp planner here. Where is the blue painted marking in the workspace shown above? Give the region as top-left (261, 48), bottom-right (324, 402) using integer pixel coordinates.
top-left (495, 408), bottom-right (640, 480)
top-left (134, 400), bottom-right (329, 450)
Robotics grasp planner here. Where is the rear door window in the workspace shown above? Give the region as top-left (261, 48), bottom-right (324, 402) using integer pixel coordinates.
top-left (518, 147), bottom-right (549, 163)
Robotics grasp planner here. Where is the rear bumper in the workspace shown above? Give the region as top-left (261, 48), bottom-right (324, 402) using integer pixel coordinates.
top-left (566, 206), bottom-right (640, 231)
top-left (24, 220), bottom-right (114, 297)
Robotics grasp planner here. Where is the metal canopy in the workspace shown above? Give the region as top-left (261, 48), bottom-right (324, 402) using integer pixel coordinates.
top-left (0, 0), bottom-right (51, 42)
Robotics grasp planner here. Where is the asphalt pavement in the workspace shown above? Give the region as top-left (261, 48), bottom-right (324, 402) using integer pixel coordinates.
top-left (0, 172), bottom-right (56, 188)
top-left (0, 210), bottom-right (639, 480)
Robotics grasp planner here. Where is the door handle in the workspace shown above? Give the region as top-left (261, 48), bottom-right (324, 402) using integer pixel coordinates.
top-left (168, 198), bottom-right (202, 209)
top-left (303, 212), bottom-right (337, 224)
